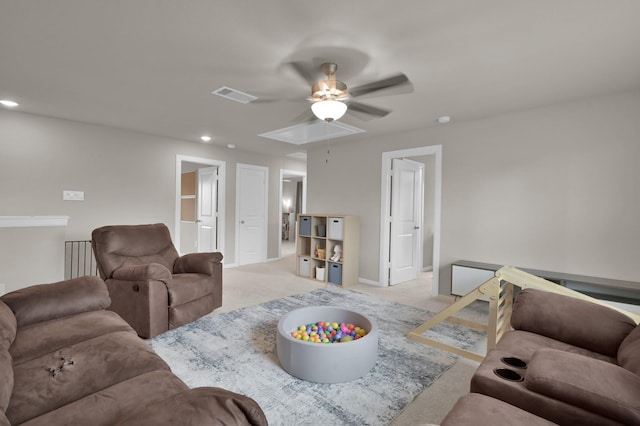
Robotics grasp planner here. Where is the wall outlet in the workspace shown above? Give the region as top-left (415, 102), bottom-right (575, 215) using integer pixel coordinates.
top-left (63, 190), bottom-right (84, 201)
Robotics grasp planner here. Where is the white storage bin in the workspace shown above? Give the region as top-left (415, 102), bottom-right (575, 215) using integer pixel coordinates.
top-left (315, 266), bottom-right (325, 281)
top-left (299, 256), bottom-right (311, 276)
top-left (327, 217), bottom-right (344, 240)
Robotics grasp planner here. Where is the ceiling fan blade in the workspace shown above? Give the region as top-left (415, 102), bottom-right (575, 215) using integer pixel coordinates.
top-left (349, 73), bottom-right (411, 98)
top-left (287, 61), bottom-right (318, 84)
top-left (347, 101), bottom-right (391, 119)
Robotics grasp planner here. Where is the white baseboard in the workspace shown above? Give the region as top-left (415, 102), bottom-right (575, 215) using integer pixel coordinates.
top-left (223, 263), bottom-right (237, 269)
top-left (422, 265), bottom-right (433, 272)
top-left (359, 277), bottom-right (385, 287)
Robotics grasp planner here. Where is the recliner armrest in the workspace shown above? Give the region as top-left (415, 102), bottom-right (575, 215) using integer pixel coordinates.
top-left (0, 276), bottom-right (110, 327)
top-left (511, 289), bottom-right (636, 356)
top-left (173, 252), bottom-right (223, 276)
top-left (112, 263), bottom-right (172, 283)
top-left (526, 348), bottom-right (640, 425)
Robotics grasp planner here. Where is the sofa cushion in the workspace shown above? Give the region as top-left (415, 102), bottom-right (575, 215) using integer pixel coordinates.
top-left (112, 263), bottom-right (173, 282)
top-left (92, 223), bottom-right (179, 279)
top-left (10, 310), bottom-right (134, 365)
top-left (618, 325), bottom-right (640, 375)
top-left (0, 300), bottom-right (16, 351)
top-left (18, 370), bottom-right (188, 426)
top-left (440, 393), bottom-right (556, 426)
top-left (167, 273), bottom-right (214, 306)
top-left (169, 293), bottom-right (217, 330)
top-left (471, 348), bottom-right (621, 425)
top-left (0, 300), bottom-right (17, 413)
top-left (511, 289), bottom-right (636, 357)
top-left (114, 387), bottom-right (268, 426)
top-left (526, 348), bottom-right (640, 426)
top-left (496, 330), bottom-right (617, 364)
top-left (1, 276), bottom-right (110, 327)
top-left (7, 331), bottom-right (170, 425)
top-left (0, 350), bottom-right (13, 414)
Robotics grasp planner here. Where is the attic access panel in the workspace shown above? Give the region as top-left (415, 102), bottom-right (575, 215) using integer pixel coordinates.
top-left (259, 121), bottom-right (365, 145)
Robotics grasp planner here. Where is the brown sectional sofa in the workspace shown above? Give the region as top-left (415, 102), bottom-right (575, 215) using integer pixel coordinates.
top-left (0, 276), bottom-right (267, 426)
top-left (442, 288), bottom-right (640, 425)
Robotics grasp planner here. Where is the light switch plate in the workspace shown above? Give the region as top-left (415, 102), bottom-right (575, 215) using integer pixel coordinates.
top-left (63, 190), bottom-right (84, 201)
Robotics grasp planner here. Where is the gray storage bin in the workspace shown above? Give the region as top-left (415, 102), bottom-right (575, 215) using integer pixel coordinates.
top-left (299, 216), bottom-right (312, 236)
top-left (299, 256), bottom-right (311, 276)
top-left (328, 262), bottom-right (343, 285)
top-left (328, 217), bottom-right (344, 240)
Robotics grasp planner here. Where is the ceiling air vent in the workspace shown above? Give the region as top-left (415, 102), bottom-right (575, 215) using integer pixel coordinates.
top-left (211, 86), bottom-right (257, 104)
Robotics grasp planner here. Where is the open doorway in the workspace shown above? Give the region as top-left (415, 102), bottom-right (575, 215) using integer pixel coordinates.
top-left (174, 155), bottom-right (226, 257)
top-left (279, 169), bottom-right (307, 259)
top-left (379, 145), bottom-right (442, 295)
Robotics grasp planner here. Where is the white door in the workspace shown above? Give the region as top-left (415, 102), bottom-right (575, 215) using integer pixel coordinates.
top-left (197, 166), bottom-right (218, 252)
top-left (389, 158), bottom-right (424, 285)
top-left (237, 164), bottom-right (268, 265)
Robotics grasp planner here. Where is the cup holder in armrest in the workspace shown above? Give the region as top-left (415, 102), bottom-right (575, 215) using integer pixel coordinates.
top-left (500, 356), bottom-right (527, 369)
top-left (493, 368), bottom-right (524, 382)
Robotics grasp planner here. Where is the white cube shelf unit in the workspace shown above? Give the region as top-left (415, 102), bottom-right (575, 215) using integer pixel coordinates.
top-left (296, 214), bottom-right (360, 286)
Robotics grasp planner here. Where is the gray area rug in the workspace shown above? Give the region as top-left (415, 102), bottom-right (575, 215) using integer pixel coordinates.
top-left (149, 286), bottom-right (485, 425)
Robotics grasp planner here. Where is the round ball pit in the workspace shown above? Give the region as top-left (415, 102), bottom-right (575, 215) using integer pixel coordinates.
top-left (276, 306), bottom-right (378, 383)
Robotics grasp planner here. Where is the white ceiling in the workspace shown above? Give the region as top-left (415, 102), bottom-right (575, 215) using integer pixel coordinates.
top-left (1, 1), bottom-right (640, 157)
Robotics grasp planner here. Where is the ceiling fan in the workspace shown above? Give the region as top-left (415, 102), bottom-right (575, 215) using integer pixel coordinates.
top-left (289, 61), bottom-right (413, 122)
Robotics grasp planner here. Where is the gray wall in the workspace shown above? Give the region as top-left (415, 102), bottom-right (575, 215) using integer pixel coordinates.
top-left (307, 89), bottom-right (640, 294)
top-left (0, 109), bottom-right (305, 286)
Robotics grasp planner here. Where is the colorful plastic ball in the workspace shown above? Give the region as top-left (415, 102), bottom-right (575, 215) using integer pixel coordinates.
top-left (291, 321), bottom-right (367, 344)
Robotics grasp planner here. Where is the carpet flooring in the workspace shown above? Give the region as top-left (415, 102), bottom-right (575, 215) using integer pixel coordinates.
top-left (149, 286), bottom-right (485, 425)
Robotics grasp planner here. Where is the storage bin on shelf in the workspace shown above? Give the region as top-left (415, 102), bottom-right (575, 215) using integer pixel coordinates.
top-left (298, 256), bottom-right (311, 276)
top-left (328, 262), bottom-right (343, 285)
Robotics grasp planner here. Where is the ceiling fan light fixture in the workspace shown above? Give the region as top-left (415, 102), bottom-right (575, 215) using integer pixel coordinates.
top-left (311, 79), bottom-right (348, 101)
top-left (311, 100), bottom-right (348, 122)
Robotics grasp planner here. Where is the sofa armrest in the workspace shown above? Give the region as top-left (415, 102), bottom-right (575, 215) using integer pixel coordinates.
top-left (526, 348), bottom-right (640, 425)
top-left (0, 276), bottom-right (110, 327)
top-left (115, 387), bottom-right (267, 426)
top-left (112, 263), bottom-right (172, 283)
top-left (173, 252), bottom-right (223, 276)
top-left (511, 289), bottom-right (636, 356)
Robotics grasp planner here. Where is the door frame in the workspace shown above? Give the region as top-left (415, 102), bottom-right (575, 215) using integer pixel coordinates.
top-left (379, 145), bottom-right (442, 295)
top-left (235, 163), bottom-right (269, 265)
top-left (278, 169), bottom-right (307, 258)
top-left (174, 155), bottom-right (226, 257)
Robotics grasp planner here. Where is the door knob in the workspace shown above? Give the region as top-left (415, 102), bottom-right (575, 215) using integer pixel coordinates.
top-left (414, 226), bottom-right (420, 229)
top-left (240, 220), bottom-right (245, 224)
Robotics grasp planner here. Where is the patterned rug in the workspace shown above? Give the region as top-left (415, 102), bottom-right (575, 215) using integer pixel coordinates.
top-left (149, 286), bottom-right (486, 425)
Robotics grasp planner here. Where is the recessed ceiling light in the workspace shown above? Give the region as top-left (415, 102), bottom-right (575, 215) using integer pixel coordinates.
top-left (200, 135), bottom-right (212, 142)
top-left (0, 100), bottom-right (19, 108)
top-left (227, 144), bottom-right (236, 149)
top-left (437, 116), bottom-right (451, 124)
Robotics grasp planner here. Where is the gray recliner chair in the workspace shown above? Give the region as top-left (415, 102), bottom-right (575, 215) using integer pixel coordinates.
top-left (92, 223), bottom-right (223, 338)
